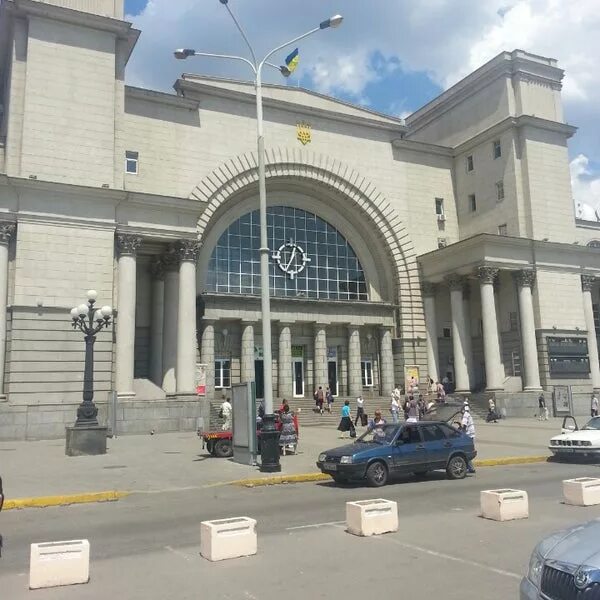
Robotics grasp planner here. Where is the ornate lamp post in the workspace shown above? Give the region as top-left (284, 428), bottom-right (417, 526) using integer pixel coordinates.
top-left (65, 290), bottom-right (113, 456)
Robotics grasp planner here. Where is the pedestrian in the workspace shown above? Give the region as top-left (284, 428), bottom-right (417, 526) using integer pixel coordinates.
top-left (393, 383), bottom-right (401, 402)
top-left (390, 393), bottom-right (400, 423)
top-left (461, 406), bottom-right (476, 474)
top-left (278, 405), bottom-right (298, 454)
top-left (325, 386), bottom-right (334, 413)
top-left (278, 398), bottom-right (289, 414)
top-left (591, 393), bottom-right (599, 418)
top-left (407, 396), bottom-right (419, 423)
top-left (368, 410), bottom-right (387, 441)
top-left (403, 396), bottom-right (410, 420)
top-left (314, 386), bottom-right (325, 415)
top-left (436, 381), bottom-right (446, 403)
top-left (354, 395), bottom-right (365, 426)
top-left (337, 400), bottom-right (355, 439)
top-left (538, 393), bottom-right (548, 421)
top-left (219, 395), bottom-right (232, 431)
top-left (462, 399), bottom-right (470, 414)
top-left (418, 394), bottom-right (426, 420)
top-left (486, 398), bottom-right (498, 423)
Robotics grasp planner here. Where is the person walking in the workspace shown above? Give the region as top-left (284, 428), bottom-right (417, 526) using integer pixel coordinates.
top-left (314, 386), bottom-right (325, 415)
top-left (592, 393), bottom-right (599, 418)
top-left (219, 396), bottom-right (232, 431)
top-left (325, 386), bottom-right (334, 413)
top-left (367, 410), bottom-right (387, 442)
top-left (436, 381), bottom-right (446, 403)
top-left (390, 393), bottom-right (400, 424)
top-left (461, 406), bottom-right (476, 474)
top-left (486, 398), bottom-right (498, 423)
top-left (354, 395), bottom-right (365, 427)
top-left (538, 393), bottom-right (548, 421)
top-left (407, 396), bottom-right (419, 423)
top-left (337, 400), bottom-right (354, 439)
top-left (278, 405), bottom-right (298, 454)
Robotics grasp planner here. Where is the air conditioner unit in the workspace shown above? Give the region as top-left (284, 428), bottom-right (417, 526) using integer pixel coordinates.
top-left (437, 213), bottom-right (446, 222)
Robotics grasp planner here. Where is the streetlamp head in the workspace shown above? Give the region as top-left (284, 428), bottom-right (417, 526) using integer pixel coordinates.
top-left (70, 307), bottom-right (80, 321)
top-left (219, 0), bottom-right (228, 4)
top-left (174, 48), bottom-right (196, 60)
top-left (320, 14), bottom-right (344, 29)
top-left (87, 290), bottom-right (98, 302)
top-left (100, 306), bottom-right (113, 319)
top-left (77, 303), bottom-right (89, 317)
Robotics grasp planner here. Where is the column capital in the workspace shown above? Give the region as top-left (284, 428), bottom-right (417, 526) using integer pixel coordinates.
top-left (445, 273), bottom-right (466, 291)
top-left (477, 266), bottom-right (499, 285)
top-left (150, 258), bottom-right (166, 281)
top-left (581, 274), bottom-right (597, 291)
top-left (116, 233), bottom-right (142, 257)
top-left (175, 239), bottom-right (201, 263)
top-left (314, 321), bottom-right (329, 330)
top-left (421, 281), bottom-right (437, 297)
top-left (0, 222), bottom-right (16, 246)
top-left (514, 269), bottom-right (536, 288)
top-left (161, 248), bottom-right (179, 272)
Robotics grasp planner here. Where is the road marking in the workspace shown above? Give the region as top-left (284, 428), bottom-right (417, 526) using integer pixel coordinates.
top-left (286, 520), bottom-right (346, 531)
top-left (379, 538), bottom-right (521, 580)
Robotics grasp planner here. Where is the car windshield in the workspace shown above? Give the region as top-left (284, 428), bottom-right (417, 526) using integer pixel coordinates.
top-left (583, 417), bottom-right (600, 431)
top-left (356, 424), bottom-right (398, 445)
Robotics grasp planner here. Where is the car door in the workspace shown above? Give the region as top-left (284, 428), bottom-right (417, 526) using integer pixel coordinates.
top-left (420, 424), bottom-right (452, 469)
top-left (392, 425), bottom-right (428, 474)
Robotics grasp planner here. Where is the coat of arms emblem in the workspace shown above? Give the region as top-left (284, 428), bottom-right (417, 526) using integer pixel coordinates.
top-left (296, 122), bottom-right (311, 145)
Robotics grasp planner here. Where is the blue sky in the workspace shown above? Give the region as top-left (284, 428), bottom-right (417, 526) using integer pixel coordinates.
top-left (124, 0), bottom-right (600, 211)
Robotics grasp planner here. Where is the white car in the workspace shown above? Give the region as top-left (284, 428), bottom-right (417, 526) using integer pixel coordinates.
top-left (549, 416), bottom-right (600, 459)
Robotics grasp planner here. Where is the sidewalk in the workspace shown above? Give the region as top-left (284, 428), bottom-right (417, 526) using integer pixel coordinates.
top-left (0, 417), bottom-right (558, 500)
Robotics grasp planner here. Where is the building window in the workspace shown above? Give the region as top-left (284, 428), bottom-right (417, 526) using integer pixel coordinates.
top-left (207, 206), bottom-right (368, 301)
top-left (493, 140), bottom-right (502, 159)
top-left (509, 311), bottom-right (518, 332)
top-left (469, 194), bottom-right (477, 212)
top-left (361, 359), bottom-right (373, 387)
top-left (466, 155), bottom-right (474, 172)
top-left (593, 303), bottom-right (599, 331)
top-left (125, 151), bottom-right (139, 174)
top-left (435, 197), bottom-right (444, 216)
top-left (215, 359), bottom-right (231, 388)
top-left (442, 327), bottom-right (451, 338)
top-left (498, 224), bottom-right (508, 236)
top-left (496, 180), bottom-right (505, 202)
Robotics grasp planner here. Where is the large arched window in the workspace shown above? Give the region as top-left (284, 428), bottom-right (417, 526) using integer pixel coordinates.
top-left (206, 206), bottom-right (368, 300)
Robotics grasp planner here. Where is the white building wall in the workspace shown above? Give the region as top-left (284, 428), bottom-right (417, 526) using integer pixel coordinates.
top-left (36, 0), bottom-right (124, 19)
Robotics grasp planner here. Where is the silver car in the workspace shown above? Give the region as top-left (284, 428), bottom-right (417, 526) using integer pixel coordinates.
top-left (521, 519), bottom-right (600, 599)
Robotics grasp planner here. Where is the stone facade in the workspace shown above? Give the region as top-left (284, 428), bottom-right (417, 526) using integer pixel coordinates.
top-left (0, 1), bottom-right (599, 439)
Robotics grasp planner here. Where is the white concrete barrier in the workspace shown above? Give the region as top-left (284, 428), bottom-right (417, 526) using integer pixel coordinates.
top-left (200, 517), bottom-right (257, 562)
top-left (563, 477), bottom-right (600, 506)
top-left (346, 499), bottom-right (398, 537)
top-left (480, 489), bottom-right (529, 522)
top-left (29, 540), bottom-right (90, 590)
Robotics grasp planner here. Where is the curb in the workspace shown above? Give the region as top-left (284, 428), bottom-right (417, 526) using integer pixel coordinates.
top-left (4, 491), bottom-right (129, 511)
top-left (232, 455), bottom-right (550, 487)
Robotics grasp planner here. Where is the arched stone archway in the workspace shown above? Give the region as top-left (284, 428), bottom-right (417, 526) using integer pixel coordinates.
top-left (191, 148), bottom-right (425, 346)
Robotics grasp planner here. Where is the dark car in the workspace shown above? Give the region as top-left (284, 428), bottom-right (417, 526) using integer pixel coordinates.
top-left (521, 518), bottom-right (600, 599)
top-left (316, 421), bottom-right (476, 487)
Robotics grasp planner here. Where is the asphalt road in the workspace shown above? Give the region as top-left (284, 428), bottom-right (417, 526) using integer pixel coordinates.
top-left (1, 462), bottom-right (600, 599)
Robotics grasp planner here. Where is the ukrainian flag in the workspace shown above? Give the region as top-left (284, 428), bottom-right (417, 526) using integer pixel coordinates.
top-left (285, 48), bottom-right (300, 74)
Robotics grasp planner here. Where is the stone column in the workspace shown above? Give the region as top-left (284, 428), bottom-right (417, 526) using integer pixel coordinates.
top-left (162, 252), bottom-right (179, 394)
top-left (314, 323), bottom-right (328, 391)
top-left (115, 234), bottom-right (142, 398)
top-left (478, 266), bottom-right (504, 390)
top-left (348, 325), bottom-right (362, 398)
top-left (278, 323), bottom-right (293, 398)
top-left (380, 327), bottom-right (394, 398)
top-left (0, 223), bottom-right (15, 400)
top-left (149, 259), bottom-right (165, 386)
top-left (462, 281), bottom-right (475, 383)
top-left (200, 320), bottom-right (215, 400)
top-left (445, 274), bottom-right (470, 393)
top-left (515, 270), bottom-right (542, 390)
top-left (241, 321), bottom-right (256, 384)
top-left (422, 282), bottom-right (439, 383)
top-left (582, 275), bottom-right (600, 390)
top-left (176, 240), bottom-right (200, 395)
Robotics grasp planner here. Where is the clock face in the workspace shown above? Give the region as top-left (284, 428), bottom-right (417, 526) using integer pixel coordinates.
top-left (272, 241), bottom-right (311, 280)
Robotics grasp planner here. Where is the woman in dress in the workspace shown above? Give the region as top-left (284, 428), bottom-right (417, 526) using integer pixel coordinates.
top-left (337, 400), bottom-right (354, 439)
top-left (279, 405), bottom-right (298, 454)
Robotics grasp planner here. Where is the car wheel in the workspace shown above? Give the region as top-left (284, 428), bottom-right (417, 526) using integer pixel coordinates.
top-left (366, 461), bottom-right (388, 487)
top-left (446, 455), bottom-right (467, 480)
top-left (214, 439), bottom-right (233, 458)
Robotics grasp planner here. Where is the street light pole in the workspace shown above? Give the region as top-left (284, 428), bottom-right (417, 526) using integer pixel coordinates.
top-left (175, 2), bottom-right (343, 472)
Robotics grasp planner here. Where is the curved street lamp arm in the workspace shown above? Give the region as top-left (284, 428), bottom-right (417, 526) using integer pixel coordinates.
top-left (265, 61), bottom-right (284, 74)
top-left (222, 2), bottom-right (257, 68)
top-left (260, 26), bottom-right (320, 73)
top-left (189, 51), bottom-right (257, 74)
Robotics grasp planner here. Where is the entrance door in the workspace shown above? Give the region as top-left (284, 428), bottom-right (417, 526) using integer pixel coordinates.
top-left (292, 345), bottom-right (304, 398)
top-left (327, 347), bottom-right (338, 396)
top-left (254, 360), bottom-right (264, 400)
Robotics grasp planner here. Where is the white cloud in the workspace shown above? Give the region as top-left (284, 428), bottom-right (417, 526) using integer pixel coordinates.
top-left (571, 154), bottom-right (600, 220)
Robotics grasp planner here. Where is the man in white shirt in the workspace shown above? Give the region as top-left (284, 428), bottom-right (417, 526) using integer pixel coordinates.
top-left (354, 396), bottom-right (365, 427)
top-left (461, 407), bottom-right (476, 474)
top-left (220, 397), bottom-right (232, 431)
top-left (592, 394), bottom-right (599, 418)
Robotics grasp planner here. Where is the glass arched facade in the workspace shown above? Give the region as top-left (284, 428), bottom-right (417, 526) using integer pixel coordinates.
top-left (206, 206), bottom-right (368, 300)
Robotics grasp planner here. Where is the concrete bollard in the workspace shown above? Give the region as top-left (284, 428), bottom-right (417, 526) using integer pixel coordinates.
top-left (563, 477), bottom-right (600, 506)
top-left (346, 499), bottom-right (398, 537)
top-left (29, 540), bottom-right (90, 590)
top-left (200, 517), bottom-right (257, 562)
top-left (480, 489), bottom-right (529, 522)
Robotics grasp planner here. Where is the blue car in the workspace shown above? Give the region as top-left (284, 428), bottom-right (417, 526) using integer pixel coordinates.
top-left (316, 421), bottom-right (476, 487)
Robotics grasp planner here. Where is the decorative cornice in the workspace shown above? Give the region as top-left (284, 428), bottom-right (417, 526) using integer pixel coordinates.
top-left (477, 266), bottom-right (499, 284)
top-left (116, 234), bottom-right (142, 257)
top-left (582, 275), bottom-right (597, 292)
top-left (514, 269), bottom-right (536, 288)
top-left (445, 274), bottom-right (466, 291)
top-left (513, 71), bottom-right (562, 91)
top-left (176, 239), bottom-right (201, 263)
top-left (0, 222), bottom-right (16, 246)
top-left (421, 282), bottom-right (437, 297)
